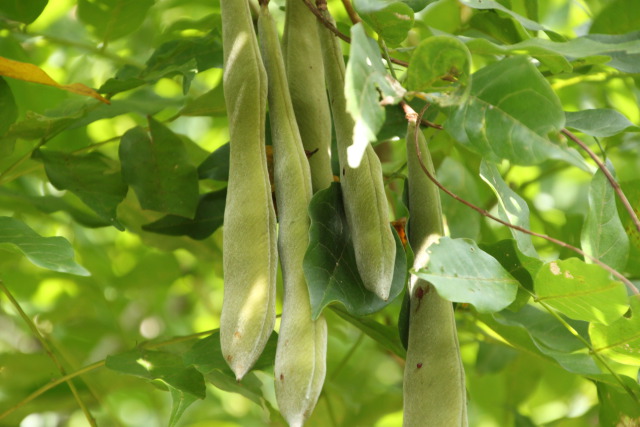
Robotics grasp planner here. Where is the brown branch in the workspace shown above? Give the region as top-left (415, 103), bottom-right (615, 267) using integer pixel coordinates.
top-left (341, 0), bottom-right (361, 24)
top-left (304, 0), bottom-right (409, 67)
top-left (400, 101), bottom-right (443, 130)
top-left (561, 128), bottom-right (640, 235)
top-left (407, 106), bottom-right (639, 295)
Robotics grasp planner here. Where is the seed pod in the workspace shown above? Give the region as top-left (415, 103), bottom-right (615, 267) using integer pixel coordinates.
top-left (316, 7), bottom-right (396, 300)
top-left (219, 0), bottom-right (277, 381)
top-left (282, 0), bottom-right (334, 193)
top-left (403, 116), bottom-right (467, 427)
top-left (259, 5), bottom-right (327, 426)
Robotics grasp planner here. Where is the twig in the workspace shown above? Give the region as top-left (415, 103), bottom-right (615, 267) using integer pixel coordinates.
top-left (407, 106), bottom-right (639, 295)
top-left (400, 101), bottom-right (442, 130)
top-left (341, 0), bottom-right (361, 24)
top-left (0, 280), bottom-right (97, 426)
top-left (561, 128), bottom-right (640, 235)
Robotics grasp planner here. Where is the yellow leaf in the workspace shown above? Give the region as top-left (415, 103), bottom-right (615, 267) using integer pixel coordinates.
top-left (0, 56), bottom-right (110, 104)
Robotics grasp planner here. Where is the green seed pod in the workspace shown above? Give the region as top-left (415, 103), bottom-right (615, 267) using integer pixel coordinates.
top-left (259, 5), bottom-right (327, 426)
top-left (219, 0), bottom-right (277, 381)
top-left (316, 7), bottom-right (396, 301)
top-left (282, 0), bottom-right (334, 193)
top-left (403, 117), bottom-right (467, 427)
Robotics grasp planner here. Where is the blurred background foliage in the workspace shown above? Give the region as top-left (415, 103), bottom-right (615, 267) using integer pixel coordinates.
top-left (0, 0), bottom-right (639, 426)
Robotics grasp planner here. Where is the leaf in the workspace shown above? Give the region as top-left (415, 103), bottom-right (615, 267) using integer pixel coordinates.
top-left (479, 160), bottom-right (537, 257)
top-left (0, 0), bottom-right (48, 24)
top-left (581, 165), bottom-right (629, 271)
top-left (142, 189), bottom-right (226, 240)
top-left (77, 0), bottom-right (154, 43)
top-left (330, 305), bottom-right (406, 358)
top-left (345, 23), bottom-right (405, 167)
top-left (436, 157), bottom-right (482, 239)
top-left (406, 35), bottom-right (472, 106)
top-left (197, 142), bottom-right (230, 181)
top-left (183, 331), bottom-right (278, 376)
top-left (353, 0), bottom-right (414, 46)
top-left (565, 109), bottom-right (640, 138)
top-left (303, 183), bottom-right (407, 319)
top-left (413, 237), bottom-right (519, 313)
top-left (446, 56), bottom-right (586, 169)
top-left (119, 118), bottom-right (199, 218)
top-left (534, 258), bottom-right (629, 325)
top-left (460, 0), bottom-right (549, 32)
top-left (0, 56), bottom-right (109, 104)
top-left (105, 348), bottom-right (206, 399)
top-left (0, 216), bottom-right (89, 276)
top-left (0, 77), bottom-right (18, 135)
top-left (590, 0), bottom-right (640, 35)
top-left (179, 84), bottom-right (226, 117)
top-left (38, 150), bottom-right (128, 231)
top-left (597, 381), bottom-right (640, 425)
top-left (399, 0), bottom-right (431, 12)
top-left (168, 387), bottom-right (199, 427)
top-left (590, 296), bottom-right (640, 366)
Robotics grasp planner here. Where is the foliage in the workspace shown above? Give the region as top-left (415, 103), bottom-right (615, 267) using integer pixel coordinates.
top-left (1, 0), bottom-right (640, 426)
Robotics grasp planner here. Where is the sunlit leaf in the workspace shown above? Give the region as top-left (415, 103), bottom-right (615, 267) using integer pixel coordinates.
top-left (535, 258), bottom-right (629, 325)
top-left (590, 296), bottom-right (640, 366)
top-left (77, 0), bottom-right (154, 43)
top-left (0, 216), bottom-right (89, 276)
top-left (353, 0), bottom-right (414, 46)
top-left (590, 0), bottom-right (640, 35)
top-left (413, 237), bottom-right (519, 312)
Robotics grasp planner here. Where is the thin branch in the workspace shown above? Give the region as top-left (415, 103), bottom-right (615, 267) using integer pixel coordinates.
top-left (407, 106), bottom-right (639, 295)
top-left (562, 128), bottom-right (640, 235)
top-left (400, 101), bottom-right (442, 130)
top-left (0, 280), bottom-right (97, 426)
top-left (341, 0), bottom-right (361, 24)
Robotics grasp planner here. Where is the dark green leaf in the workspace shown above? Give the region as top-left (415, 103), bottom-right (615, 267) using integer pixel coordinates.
top-left (597, 380), bottom-right (640, 425)
top-left (330, 305), bottom-right (406, 358)
top-left (480, 160), bottom-right (537, 257)
top-left (0, 216), bottom-right (89, 276)
top-left (565, 109), bottom-right (640, 138)
top-left (399, 0), bottom-right (431, 12)
top-left (77, 0), bottom-right (154, 43)
top-left (142, 189), bottom-right (226, 240)
top-left (460, 0), bottom-right (548, 32)
top-left (38, 150), bottom-right (128, 230)
top-left (0, 78), bottom-right (18, 135)
top-left (105, 348), bottom-right (206, 399)
top-left (119, 118), bottom-right (199, 218)
top-left (446, 57), bottom-right (586, 169)
top-left (590, 295), bottom-right (640, 366)
top-left (353, 0), bottom-right (414, 46)
top-left (581, 165), bottom-right (629, 271)
top-left (303, 183), bottom-right (407, 319)
top-left (406, 35), bottom-right (471, 106)
top-left (0, 0), bottom-right (47, 24)
top-left (345, 23), bottom-right (405, 167)
top-left (413, 237), bottom-right (519, 312)
top-left (197, 143), bottom-right (230, 181)
top-left (534, 258), bottom-right (629, 325)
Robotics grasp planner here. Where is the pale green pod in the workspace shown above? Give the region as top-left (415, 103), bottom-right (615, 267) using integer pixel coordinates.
top-left (258, 5), bottom-right (327, 426)
top-left (316, 9), bottom-right (396, 301)
top-left (282, 0), bottom-right (334, 193)
top-left (220, 0), bottom-right (277, 381)
top-left (403, 118), bottom-right (467, 427)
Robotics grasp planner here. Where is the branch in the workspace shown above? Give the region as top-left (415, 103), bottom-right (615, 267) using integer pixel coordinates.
top-left (0, 280), bottom-right (97, 426)
top-left (341, 0), bottom-right (361, 24)
top-left (561, 128), bottom-right (640, 235)
top-left (408, 106), bottom-right (639, 295)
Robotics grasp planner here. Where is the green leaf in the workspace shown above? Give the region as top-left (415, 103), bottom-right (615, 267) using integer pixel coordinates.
top-left (168, 387), bottom-right (199, 427)
top-left (406, 35), bottom-right (472, 106)
top-left (38, 150), bottom-right (128, 231)
top-left (413, 237), bottom-right (519, 312)
top-left (303, 183), bottom-right (407, 319)
top-left (480, 160), bottom-right (537, 257)
top-left (460, 0), bottom-right (548, 32)
top-left (105, 348), bottom-right (206, 399)
top-left (183, 331), bottom-right (277, 376)
top-left (345, 23), bottom-right (405, 167)
top-left (142, 189), bottom-right (226, 240)
top-left (590, 296), bottom-right (640, 366)
top-left (446, 57), bottom-right (586, 169)
top-left (119, 118), bottom-right (199, 218)
top-left (353, 0), bottom-right (414, 46)
top-left (0, 216), bottom-right (89, 276)
top-left (597, 380), bottom-right (640, 425)
top-left (77, 0), bottom-right (154, 43)
top-left (0, 78), bottom-right (18, 135)
top-left (590, 0), bottom-right (640, 35)
top-left (0, 0), bottom-right (47, 24)
top-left (179, 84), bottom-right (226, 117)
top-left (534, 258), bottom-right (629, 325)
top-left (581, 165), bottom-right (629, 271)
top-left (437, 157), bottom-right (482, 240)
top-left (399, 0), bottom-right (431, 12)
top-left (330, 305), bottom-right (406, 358)
top-left (197, 142), bottom-right (229, 182)
top-left (565, 109), bottom-right (640, 138)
